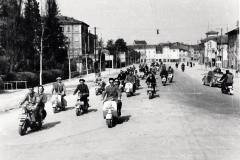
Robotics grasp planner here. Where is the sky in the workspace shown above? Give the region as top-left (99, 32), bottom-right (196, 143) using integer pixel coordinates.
top-left (39, 0), bottom-right (239, 45)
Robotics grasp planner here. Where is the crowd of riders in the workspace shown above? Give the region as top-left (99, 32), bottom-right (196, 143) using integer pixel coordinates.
top-left (18, 60), bottom-right (235, 133)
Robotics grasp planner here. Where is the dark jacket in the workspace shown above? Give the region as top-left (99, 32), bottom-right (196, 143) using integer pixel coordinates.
top-left (160, 70), bottom-right (168, 78)
top-left (146, 76), bottom-right (156, 84)
top-left (220, 73), bottom-right (233, 84)
top-left (73, 84), bottom-right (89, 96)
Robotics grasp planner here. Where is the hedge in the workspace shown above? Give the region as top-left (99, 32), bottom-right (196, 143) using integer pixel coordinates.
top-left (3, 69), bottom-right (65, 88)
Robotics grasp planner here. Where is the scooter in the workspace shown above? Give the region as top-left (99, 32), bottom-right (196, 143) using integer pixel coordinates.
top-left (147, 83), bottom-right (154, 99)
top-left (161, 75), bottom-right (167, 86)
top-left (75, 94), bottom-right (89, 116)
top-left (95, 83), bottom-right (104, 95)
top-left (103, 101), bottom-right (119, 128)
top-left (125, 82), bottom-right (134, 97)
top-left (139, 72), bottom-right (145, 80)
top-left (181, 66), bottom-right (185, 72)
top-left (168, 73), bottom-right (173, 83)
top-left (221, 84), bottom-right (234, 95)
top-left (51, 94), bottom-right (65, 113)
top-left (18, 104), bottom-right (42, 136)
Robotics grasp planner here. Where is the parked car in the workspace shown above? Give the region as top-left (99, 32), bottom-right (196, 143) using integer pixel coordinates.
top-left (202, 70), bottom-right (222, 87)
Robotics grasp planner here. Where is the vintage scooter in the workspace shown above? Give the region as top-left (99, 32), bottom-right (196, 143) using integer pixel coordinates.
top-left (221, 84), bottom-right (234, 95)
top-left (75, 93), bottom-right (89, 116)
top-left (18, 104), bottom-right (42, 136)
top-left (125, 82), bottom-right (134, 97)
top-left (51, 94), bottom-right (65, 113)
top-left (95, 82), bottom-right (104, 95)
top-left (168, 73), bottom-right (173, 83)
top-left (161, 75), bottom-right (167, 86)
top-left (102, 100), bottom-right (119, 128)
top-left (147, 83), bottom-right (154, 99)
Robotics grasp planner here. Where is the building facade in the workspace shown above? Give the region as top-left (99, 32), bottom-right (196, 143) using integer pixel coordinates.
top-left (58, 16), bottom-right (94, 74)
top-left (226, 28), bottom-right (239, 70)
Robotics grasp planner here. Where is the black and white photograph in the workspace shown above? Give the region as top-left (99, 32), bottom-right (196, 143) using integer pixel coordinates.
top-left (0, 0), bottom-right (239, 159)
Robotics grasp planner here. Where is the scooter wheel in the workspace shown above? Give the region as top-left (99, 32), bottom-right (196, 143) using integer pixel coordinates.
top-left (106, 119), bottom-right (113, 128)
top-left (53, 107), bottom-right (57, 114)
top-left (76, 109), bottom-right (81, 116)
top-left (18, 122), bottom-right (27, 136)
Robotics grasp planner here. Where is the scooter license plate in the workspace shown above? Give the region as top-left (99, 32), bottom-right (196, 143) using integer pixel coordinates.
top-left (106, 113), bottom-right (112, 120)
top-left (162, 78), bottom-right (166, 81)
top-left (79, 101), bottom-right (84, 105)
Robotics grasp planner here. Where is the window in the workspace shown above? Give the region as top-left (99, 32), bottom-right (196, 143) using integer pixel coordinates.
top-left (74, 25), bottom-right (79, 32)
top-left (74, 35), bottom-right (79, 42)
top-left (67, 26), bottom-right (70, 32)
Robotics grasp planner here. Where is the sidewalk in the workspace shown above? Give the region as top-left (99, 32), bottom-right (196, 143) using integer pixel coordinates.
top-left (182, 64), bottom-right (240, 94)
top-left (0, 67), bottom-right (129, 113)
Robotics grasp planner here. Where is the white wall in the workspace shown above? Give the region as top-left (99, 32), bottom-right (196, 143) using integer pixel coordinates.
top-left (204, 40), bottom-right (217, 59)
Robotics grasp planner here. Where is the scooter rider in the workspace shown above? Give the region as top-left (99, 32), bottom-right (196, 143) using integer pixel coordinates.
top-left (19, 87), bottom-right (38, 121)
top-left (102, 78), bottom-right (122, 116)
top-left (95, 73), bottom-right (106, 91)
top-left (36, 86), bottom-right (47, 121)
top-left (181, 63), bottom-right (185, 71)
top-left (146, 72), bottom-right (156, 93)
top-left (117, 70), bottom-right (126, 81)
top-left (219, 70), bottom-right (234, 90)
top-left (168, 66), bottom-right (174, 79)
top-left (52, 77), bottom-right (66, 107)
top-left (125, 71), bottom-right (136, 92)
top-left (160, 66), bottom-right (168, 78)
top-left (73, 79), bottom-right (90, 107)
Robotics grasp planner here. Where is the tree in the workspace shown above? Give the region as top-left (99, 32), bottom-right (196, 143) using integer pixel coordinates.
top-left (106, 39), bottom-right (115, 55)
top-left (0, 0), bottom-right (24, 72)
top-left (43, 0), bottom-right (67, 70)
top-left (115, 38), bottom-right (127, 52)
top-left (23, 0), bottom-right (41, 71)
top-left (114, 38), bottom-right (127, 68)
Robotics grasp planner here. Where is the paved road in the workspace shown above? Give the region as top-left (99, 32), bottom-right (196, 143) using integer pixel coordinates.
top-left (0, 69), bottom-right (240, 160)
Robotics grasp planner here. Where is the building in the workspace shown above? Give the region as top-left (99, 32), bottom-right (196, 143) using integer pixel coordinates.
top-left (201, 30), bottom-right (228, 68)
top-left (156, 42), bottom-right (192, 63)
top-left (58, 16), bottom-right (92, 74)
top-left (226, 28), bottom-right (239, 70)
top-left (130, 41), bottom-right (193, 64)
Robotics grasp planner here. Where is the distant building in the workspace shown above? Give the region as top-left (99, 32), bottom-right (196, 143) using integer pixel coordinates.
top-left (133, 40), bottom-right (147, 45)
top-left (226, 28), bottom-right (239, 70)
top-left (201, 30), bottom-right (228, 68)
top-left (58, 16), bottom-right (91, 73)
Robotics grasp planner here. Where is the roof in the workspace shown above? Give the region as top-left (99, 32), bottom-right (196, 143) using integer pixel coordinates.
top-left (201, 35), bottom-right (228, 44)
top-left (206, 30), bottom-right (219, 35)
top-left (216, 35), bottom-right (228, 44)
top-left (58, 16), bottom-right (89, 27)
top-left (133, 40), bottom-right (147, 45)
top-left (226, 28), bottom-right (239, 35)
top-left (128, 44), bottom-right (156, 50)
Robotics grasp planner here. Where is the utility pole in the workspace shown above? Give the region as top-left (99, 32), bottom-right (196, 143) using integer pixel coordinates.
top-left (39, 0), bottom-right (43, 85)
top-left (85, 43), bottom-right (88, 75)
top-left (94, 27), bottom-right (97, 73)
top-left (220, 28), bottom-right (223, 68)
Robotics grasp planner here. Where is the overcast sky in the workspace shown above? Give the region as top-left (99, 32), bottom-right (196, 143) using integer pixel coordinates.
top-left (40, 0), bottom-right (239, 45)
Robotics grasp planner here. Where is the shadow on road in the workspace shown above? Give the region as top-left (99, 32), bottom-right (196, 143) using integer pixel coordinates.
top-left (42, 121), bottom-right (61, 130)
top-left (133, 93), bottom-right (141, 96)
top-left (118, 115), bottom-right (131, 124)
top-left (65, 107), bottom-right (75, 111)
top-left (88, 108), bottom-right (98, 113)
